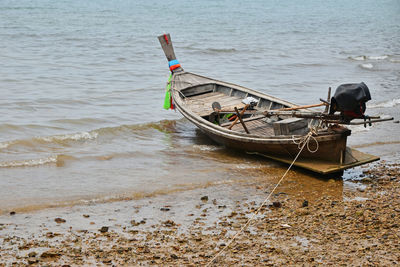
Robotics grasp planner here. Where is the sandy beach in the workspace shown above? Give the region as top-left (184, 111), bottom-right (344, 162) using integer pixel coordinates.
top-left (1, 162), bottom-right (399, 266)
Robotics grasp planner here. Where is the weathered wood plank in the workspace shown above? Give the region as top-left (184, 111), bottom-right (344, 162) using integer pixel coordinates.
top-left (257, 147), bottom-right (380, 174)
top-left (189, 93), bottom-right (246, 116)
top-left (187, 92), bottom-right (224, 101)
top-left (217, 98), bottom-right (243, 107)
top-left (158, 34), bottom-right (183, 73)
top-left (273, 118), bottom-right (308, 136)
top-left (206, 95), bottom-right (237, 104)
top-left (223, 116), bottom-right (274, 136)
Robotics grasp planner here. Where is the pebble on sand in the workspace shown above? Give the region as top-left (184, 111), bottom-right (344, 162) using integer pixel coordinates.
top-left (40, 249), bottom-right (61, 258)
top-left (99, 226), bottom-right (109, 233)
top-left (54, 218), bottom-right (66, 223)
top-left (272, 201), bottom-right (282, 208)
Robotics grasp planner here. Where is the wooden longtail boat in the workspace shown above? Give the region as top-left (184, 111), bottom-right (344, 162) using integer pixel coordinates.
top-left (158, 34), bottom-right (379, 174)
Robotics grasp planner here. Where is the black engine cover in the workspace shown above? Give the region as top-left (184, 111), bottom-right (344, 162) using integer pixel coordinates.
top-left (329, 82), bottom-right (371, 119)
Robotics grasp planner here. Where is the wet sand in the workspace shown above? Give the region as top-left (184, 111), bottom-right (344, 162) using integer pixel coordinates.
top-left (0, 162), bottom-right (399, 266)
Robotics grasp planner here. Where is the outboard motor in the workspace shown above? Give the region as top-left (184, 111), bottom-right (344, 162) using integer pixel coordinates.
top-left (329, 82), bottom-right (371, 123)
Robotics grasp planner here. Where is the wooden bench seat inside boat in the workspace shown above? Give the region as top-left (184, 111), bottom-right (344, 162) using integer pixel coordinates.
top-left (184, 91), bottom-right (246, 117)
top-left (222, 116), bottom-right (276, 136)
top-left (219, 115), bottom-right (309, 136)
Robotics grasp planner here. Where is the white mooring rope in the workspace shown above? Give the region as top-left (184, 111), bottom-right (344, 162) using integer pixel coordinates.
top-left (205, 130), bottom-right (316, 266)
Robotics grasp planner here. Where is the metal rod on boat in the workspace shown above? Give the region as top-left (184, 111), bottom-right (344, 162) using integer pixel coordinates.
top-left (348, 117), bottom-right (394, 125)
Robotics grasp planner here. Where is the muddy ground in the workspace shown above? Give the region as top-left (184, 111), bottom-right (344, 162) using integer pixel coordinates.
top-left (0, 162), bottom-right (399, 266)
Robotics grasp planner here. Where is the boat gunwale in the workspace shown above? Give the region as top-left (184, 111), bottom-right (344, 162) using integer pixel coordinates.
top-left (173, 71), bottom-right (297, 108)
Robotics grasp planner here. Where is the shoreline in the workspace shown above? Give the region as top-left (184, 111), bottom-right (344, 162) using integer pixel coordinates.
top-left (1, 162), bottom-right (399, 266)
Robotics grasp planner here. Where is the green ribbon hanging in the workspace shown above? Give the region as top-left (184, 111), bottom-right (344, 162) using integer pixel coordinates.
top-left (163, 73), bottom-right (173, 110)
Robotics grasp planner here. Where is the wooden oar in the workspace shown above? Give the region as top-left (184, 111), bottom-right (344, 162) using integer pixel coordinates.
top-left (228, 104), bottom-right (249, 130)
top-left (276, 102), bottom-right (328, 111)
top-left (234, 107), bottom-right (250, 134)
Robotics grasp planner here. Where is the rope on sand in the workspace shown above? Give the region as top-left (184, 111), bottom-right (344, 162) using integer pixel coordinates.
top-left (205, 130), bottom-right (316, 266)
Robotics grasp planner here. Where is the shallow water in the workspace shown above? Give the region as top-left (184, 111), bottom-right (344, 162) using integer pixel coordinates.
top-left (0, 0), bottom-right (399, 213)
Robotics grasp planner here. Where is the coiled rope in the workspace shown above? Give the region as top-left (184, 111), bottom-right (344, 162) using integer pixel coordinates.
top-left (292, 131), bottom-right (319, 153)
top-left (205, 130), bottom-right (317, 266)
top-left (292, 119), bottom-right (322, 153)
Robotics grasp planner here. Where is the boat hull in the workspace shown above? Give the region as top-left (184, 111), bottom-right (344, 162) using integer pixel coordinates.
top-left (199, 125), bottom-right (348, 162)
top-left (176, 102), bottom-right (349, 163)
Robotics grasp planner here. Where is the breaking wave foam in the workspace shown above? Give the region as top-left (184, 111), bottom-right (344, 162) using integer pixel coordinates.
top-left (193, 144), bottom-right (221, 151)
top-left (348, 55), bottom-right (389, 61)
top-left (0, 154), bottom-right (76, 168)
top-left (0, 131), bottom-right (99, 150)
top-left (0, 156), bottom-right (58, 168)
top-left (40, 131), bottom-right (98, 143)
top-left (359, 63), bottom-right (374, 70)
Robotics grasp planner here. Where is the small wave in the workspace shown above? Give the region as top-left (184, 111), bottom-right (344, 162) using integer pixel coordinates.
top-left (235, 164), bottom-right (262, 170)
top-left (368, 98), bottom-right (400, 108)
top-left (40, 131), bottom-right (98, 143)
top-left (369, 55), bottom-right (388, 60)
top-left (0, 154), bottom-right (76, 168)
top-left (182, 45), bottom-right (237, 54)
top-left (180, 43), bottom-right (199, 51)
top-left (0, 142), bottom-right (13, 149)
top-left (148, 120), bottom-right (178, 133)
top-left (0, 131), bottom-right (98, 150)
top-left (206, 48), bottom-right (237, 53)
top-left (359, 63), bottom-right (374, 70)
top-left (348, 55), bottom-right (388, 61)
top-left (0, 156), bottom-right (57, 168)
top-left (192, 144), bottom-right (221, 151)
top-left (95, 120), bottom-right (178, 137)
top-left (349, 55), bottom-right (367, 61)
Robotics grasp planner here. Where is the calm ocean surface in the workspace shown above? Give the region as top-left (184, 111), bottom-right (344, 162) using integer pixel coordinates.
top-left (0, 0), bottom-right (399, 213)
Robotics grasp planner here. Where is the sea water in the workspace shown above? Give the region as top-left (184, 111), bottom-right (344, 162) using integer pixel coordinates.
top-left (0, 0), bottom-right (399, 213)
